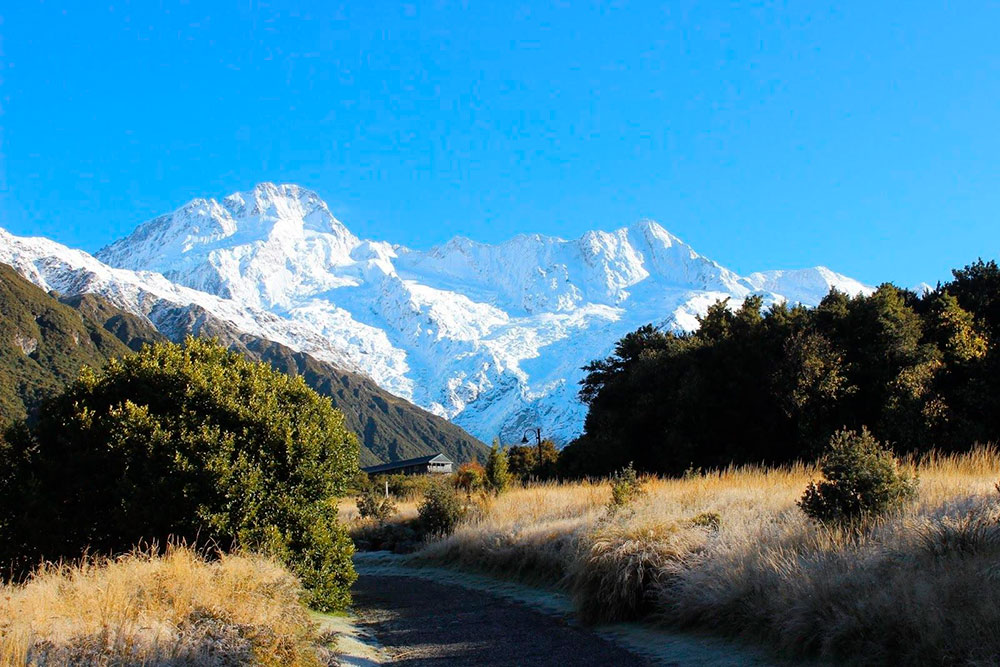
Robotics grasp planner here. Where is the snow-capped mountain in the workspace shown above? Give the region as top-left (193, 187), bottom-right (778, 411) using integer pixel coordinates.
top-left (0, 227), bottom-right (362, 373)
top-left (83, 182), bottom-right (872, 443)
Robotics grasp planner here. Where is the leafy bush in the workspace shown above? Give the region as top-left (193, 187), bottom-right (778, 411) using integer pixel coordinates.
top-left (799, 427), bottom-right (918, 524)
top-left (485, 441), bottom-right (512, 494)
top-left (356, 488), bottom-right (398, 523)
top-left (453, 461), bottom-right (486, 496)
top-left (0, 338), bottom-right (359, 611)
top-left (418, 482), bottom-right (466, 536)
top-left (609, 463), bottom-right (644, 511)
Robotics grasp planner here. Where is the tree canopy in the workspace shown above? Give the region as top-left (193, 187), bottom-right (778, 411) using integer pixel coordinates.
top-left (0, 337), bottom-right (360, 610)
top-left (560, 260), bottom-right (1000, 477)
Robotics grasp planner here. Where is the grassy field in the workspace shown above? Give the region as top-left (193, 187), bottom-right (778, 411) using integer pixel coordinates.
top-left (410, 449), bottom-right (1000, 664)
top-left (0, 546), bottom-right (335, 666)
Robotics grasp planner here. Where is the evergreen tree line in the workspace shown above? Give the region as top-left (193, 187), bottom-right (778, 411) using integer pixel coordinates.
top-left (558, 260), bottom-right (1000, 477)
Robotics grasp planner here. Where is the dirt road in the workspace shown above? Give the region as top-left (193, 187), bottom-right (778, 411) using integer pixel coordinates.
top-left (348, 553), bottom-right (786, 666)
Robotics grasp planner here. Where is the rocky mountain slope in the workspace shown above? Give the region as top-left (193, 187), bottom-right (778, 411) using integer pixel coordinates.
top-left (0, 251), bottom-right (485, 464)
top-left (97, 183), bottom-right (872, 442)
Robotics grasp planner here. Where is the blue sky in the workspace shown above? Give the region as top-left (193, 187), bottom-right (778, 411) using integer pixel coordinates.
top-left (0, 1), bottom-right (997, 287)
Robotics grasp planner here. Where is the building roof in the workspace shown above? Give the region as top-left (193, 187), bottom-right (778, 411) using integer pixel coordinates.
top-left (361, 453), bottom-right (454, 475)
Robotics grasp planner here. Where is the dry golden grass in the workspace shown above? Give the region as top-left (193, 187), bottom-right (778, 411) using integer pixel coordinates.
top-left (338, 496), bottom-right (420, 524)
top-left (418, 448), bottom-right (1000, 664)
top-left (0, 546), bottom-right (334, 666)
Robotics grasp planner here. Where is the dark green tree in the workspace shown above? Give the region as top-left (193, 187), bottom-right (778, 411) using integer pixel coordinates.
top-left (485, 440), bottom-right (512, 494)
top-left (563, 262), bottom-right (1000, 478)
top-left (0, 337), bottom-right (359, 611)
top-left (505, 441), bottom-right (560, 480)
top-left (947, 259), bottom-right (1000, 336)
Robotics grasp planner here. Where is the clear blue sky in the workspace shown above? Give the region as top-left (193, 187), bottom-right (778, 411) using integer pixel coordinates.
top-left (1, 2), bottom-right (997, 287)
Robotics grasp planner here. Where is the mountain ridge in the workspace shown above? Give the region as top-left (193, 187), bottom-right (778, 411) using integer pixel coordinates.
top-left (5, 182), bottom-right (874, 443)
top-left (0, 260), bottom-right (485, 465)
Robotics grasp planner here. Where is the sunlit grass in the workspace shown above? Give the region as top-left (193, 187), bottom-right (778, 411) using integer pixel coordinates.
top-left (417, 448), bottom-right (1000, 663)
top-left (0, 546), bottom-right (333, 666)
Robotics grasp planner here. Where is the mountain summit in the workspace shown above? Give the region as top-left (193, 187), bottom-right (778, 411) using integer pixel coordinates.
top-left (98, 184), bottom-right (360, 308)
top-left (88, 183), bottom-right (874, 442)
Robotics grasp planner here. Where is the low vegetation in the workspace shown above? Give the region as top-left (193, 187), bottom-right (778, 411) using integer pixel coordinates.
top-left (0, 546), bottom-right (334, 666)
top-left (0, 338), bottom-right (359, 611)
top-left (607, 462), bottom-right (644, 512)
top-left (418, 482), bottom-right (468, 536)
top-left (453, 461), bottom-right (486, 496)
top-left (416, 447), bottom-right (1000, 664)
top-left (799, 427), bottom-right (919, 524)
top-left (356, 487), bottom-right (398, 523)
top-left (344, 475), bottom-right (480, 552)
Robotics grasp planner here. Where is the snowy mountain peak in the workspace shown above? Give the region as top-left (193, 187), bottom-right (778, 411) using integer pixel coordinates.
top-left (218, 183), bottom-right (348, 236)
top-left (68, 184), bottom-right (879, 444)
top-left (97, 183), bottom-right (360, 309)
top-left (742, 267), bottom-right (872, 305)
top-left (99, 182), bottom-right (356, 267)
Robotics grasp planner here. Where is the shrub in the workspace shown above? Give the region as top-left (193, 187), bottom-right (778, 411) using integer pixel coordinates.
top-left (350, 520), bottom-right (422, 554)
top-left (691, 511), bottom-right (722, 530)
top-left (418, 482), bottom-right (466, 536)
top-left (485, 442), bottom-right (512, 494)
top-left (453, 461), bottom-right (486, 496)
top-left (0, 338), bottom-right (359, 611)
top-left (609, 463), bottom-right (644, 511)
top-left (375, 473), bottom-right (435, 500)
top-left (799, 427), bottom-right (918, 524)
top-left (356, 488), bottom-right (397, 523)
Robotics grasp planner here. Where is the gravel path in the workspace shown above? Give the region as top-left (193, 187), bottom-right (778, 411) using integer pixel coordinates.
top-left (350, 553), bottom-right (790, 666)
top-left (352, 573), bottom-right (652, 666)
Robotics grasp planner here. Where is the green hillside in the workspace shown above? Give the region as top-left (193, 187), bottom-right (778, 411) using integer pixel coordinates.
top-left (238, 338), bottom-right (487, 466)
top-left (0, 263), bottom-right (486, 465)
top-left (0, 264), bottom-right (140, 422)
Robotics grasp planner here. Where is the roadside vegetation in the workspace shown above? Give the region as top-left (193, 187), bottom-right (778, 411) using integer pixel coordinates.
top-left (0, 338), bottom-right (359, 617)
top-left (0, 546), bottom-right (335, 666)
top-left (336, 259), bottom-right (1000, 664)
top-left (414, 446), bottom-right (1000, 664)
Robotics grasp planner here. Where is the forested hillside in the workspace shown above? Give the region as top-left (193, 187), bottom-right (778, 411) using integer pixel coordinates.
top-left (561, 259), bottom-right (1000, 476)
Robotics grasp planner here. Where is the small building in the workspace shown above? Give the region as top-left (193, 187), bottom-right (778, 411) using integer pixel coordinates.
top-left (361, 453), bottom-right (454, 476)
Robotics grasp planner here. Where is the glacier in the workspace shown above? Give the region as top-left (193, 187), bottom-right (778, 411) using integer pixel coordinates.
top-left (1, 183), bottom-right (873, 444)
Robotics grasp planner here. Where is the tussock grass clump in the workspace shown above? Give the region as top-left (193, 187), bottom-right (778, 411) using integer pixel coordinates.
top-left (572, 519), bottom-right (708, 623)
top-left (416, 448), bottom-right (1000, 664)
top-left (0, 546), bottom-right (333, 666)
